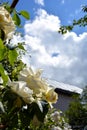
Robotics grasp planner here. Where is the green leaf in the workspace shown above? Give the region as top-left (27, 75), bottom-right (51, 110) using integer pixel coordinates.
top-left (0, 64), bottom-right (8, 85)
top-left (18, 43), bottom-right (25, 50)
top-left (20, 10), bottom-right (30, 20)
top-left (13, 13), bottom-right (21, 26)
top-left (19, 107), bottom-right (32, 128)
top-left (0, 39), bottom-right (7, 61)
top-left (31, 100), bottom-right (49, 122)
top-left (0, 39), bottom-right (4, 49)
top-left (8, 50), bottom-right (18, 66)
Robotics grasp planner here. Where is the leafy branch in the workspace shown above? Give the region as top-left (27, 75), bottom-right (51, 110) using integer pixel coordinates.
top-left (58, 5), bottom-right (87, 34)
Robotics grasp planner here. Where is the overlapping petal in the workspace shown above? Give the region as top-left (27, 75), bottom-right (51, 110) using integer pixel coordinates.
top-left (19, 67), bottom-right (58, 104)
top-left (8, 81), bottom-right (34, 103)
top-left (19, 67), bottom-right (49, 94)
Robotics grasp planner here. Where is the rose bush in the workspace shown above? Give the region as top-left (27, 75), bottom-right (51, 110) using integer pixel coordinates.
top-left (0, 2), bottom-right (72, 130)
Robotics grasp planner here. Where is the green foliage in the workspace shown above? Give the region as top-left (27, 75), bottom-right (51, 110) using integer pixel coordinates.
top-left (18, 43), bottom-right (25, 50)
top-left (58, 25), bottom-right (73, 34)
top-left (3, 2), bottom-right (12, 13)
top-left (0, 39), bottom-right (7, 61)
top-left (1, 87), bottom-right (49, 129)
top-left (29, 109), bottom-right (71, 130)
top-left (20, 10), bottom-right (30, 20)
top-left (82, 5), bottom-right (87, 12)
top-left (81, 86), bottom-right (87, 104)
top-left (31, 101), bottom-right (49, 122)
top-left (0, 64), bottom-right (8, 85)
top-left (12, 9), bottom-right (30, 26)
top-left (65, 93), bottom-right (87, 129)
top-left (0, 1), bottom-right (51, 128)
top-left (13, 12), bottom-right (21, 26)
top-left (0, 1), bottom-right (69, 130)
top-left (0, 38), bottom-right (25, 82)
top-left (8, 49), bottom-right (18, 66)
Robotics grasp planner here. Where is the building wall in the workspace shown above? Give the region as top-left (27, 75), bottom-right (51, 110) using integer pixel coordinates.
top-left (53, 92), bottom-right (74, 112)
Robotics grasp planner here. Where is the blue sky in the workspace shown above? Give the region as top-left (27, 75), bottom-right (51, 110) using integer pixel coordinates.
top-left (9, 0), bottom-right (87, 88)
top-left (11, 0), bottom-right (87, 34)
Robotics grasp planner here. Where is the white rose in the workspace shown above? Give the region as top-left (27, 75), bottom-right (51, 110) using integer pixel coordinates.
top-left (19, 67), bottom-right (49, 94)
top-left (0, 6), bottom-right (15, 40)
top-left (8, 81), bottom-right (34, 103)
top-left (19, 67), bottom-right (58, 105)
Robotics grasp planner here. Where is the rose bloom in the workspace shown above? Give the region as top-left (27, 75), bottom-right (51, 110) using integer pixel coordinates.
top-left (19, 67), bottom-right (58, 104)
top-left (45, 88), bottom-right (58, 103)
top-left (19, 67), bottom-right (48, 94)
top-left (0, 6), bottom-right (15, 40)
top-left (8, 81), bottom-right (34, 104)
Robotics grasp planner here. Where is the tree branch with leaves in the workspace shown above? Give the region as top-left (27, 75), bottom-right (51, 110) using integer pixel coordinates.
top-left (58, 5), bottom-right (87, 34)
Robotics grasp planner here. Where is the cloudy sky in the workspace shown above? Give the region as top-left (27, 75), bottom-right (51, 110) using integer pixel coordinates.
top-left (10, 0), bottom-right (87, 88)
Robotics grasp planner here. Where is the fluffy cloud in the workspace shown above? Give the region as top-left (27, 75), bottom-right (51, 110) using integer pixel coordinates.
top-left (34, 0), bottom-right (44, 6)
top-left (23, 9), bottom-right (87, 88)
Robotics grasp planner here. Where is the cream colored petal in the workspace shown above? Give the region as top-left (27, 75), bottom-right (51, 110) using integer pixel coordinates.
top-left (18, 74), bottom-right (27, 81)
top-left (20, 68), bottom-right (29, 76)
top-left (46, 89), bottom-right (58, 103)
top-left (9, 81), bottom-right (33, 96)
top-left (19, 67), bottom-right (34, 80)
top-left (28, 67), bottom-right (34, 75)
top-left (0, 6), bottom-right (15, 40)
top-left (35, 69), bottom-right (43, 78)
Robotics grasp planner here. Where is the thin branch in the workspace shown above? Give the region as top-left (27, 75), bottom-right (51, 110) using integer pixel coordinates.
top-left (10, 0), bottom-right (19, 13)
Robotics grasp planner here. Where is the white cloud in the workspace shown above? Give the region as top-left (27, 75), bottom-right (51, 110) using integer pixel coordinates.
top-left (35, 0), bottom-right (44, 6)
top-left (23, 9), bottom-right (87, 88)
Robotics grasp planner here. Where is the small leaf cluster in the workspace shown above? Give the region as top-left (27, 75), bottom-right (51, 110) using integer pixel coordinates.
top-left (58, 5), bottom-right (87, 34)
top-left (12, 10), bottom-right (30, 26)
top-left (0, 88), bottom-right (49, 129)
top-left (0, 38), bottom-right (25, 81)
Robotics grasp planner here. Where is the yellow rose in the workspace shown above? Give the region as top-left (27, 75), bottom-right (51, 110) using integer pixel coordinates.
top-left (0, 6), bottom-right (15, 40)
top-left (46, 89), bottom-right (58, 103)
